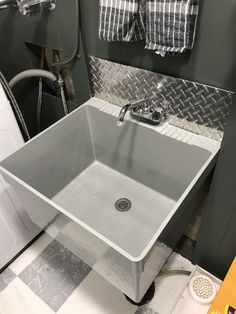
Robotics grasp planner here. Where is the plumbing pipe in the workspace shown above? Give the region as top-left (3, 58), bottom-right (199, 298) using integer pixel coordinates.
top-left (58, 73), bottom-right (68, 115)
top-left (9, 69), bottom-right (58, 89)
top-left (0, 72), bottom-right (30, 140)
top-left (51, 0), bottom-right (80, 67)
top-left (53, 52), bottom-right (69, 116)
top-left (0, 0), bottom-right (16, 7)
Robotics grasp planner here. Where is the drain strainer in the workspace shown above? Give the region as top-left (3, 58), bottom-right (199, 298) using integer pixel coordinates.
top-left (115, 198), bottom-right (132, 212)
top-left (188, 275), bottom-right (217, 305)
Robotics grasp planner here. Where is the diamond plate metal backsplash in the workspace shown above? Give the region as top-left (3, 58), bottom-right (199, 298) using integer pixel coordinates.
top-left (89, 56), bottom-right (233, 141)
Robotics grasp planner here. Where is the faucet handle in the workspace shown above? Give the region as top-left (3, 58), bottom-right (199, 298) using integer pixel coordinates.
top-left (160, 99), bottom-right (169, 115)
top-left (0, 0), bottom-right (17, 9)
top-left (151, 78), bottom-right (167, 97)
top-left (151, 99), bottom-right (169, 124)
top-left (157, 78), bottom-right (167, 91)
top-left (152, 107), bottom-right (165, 123)
top-left (17, 0), bottom-right (55, 15)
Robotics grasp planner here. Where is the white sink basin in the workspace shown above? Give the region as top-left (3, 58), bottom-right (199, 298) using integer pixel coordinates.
top-left (0, 97), bottom-right (219, 302)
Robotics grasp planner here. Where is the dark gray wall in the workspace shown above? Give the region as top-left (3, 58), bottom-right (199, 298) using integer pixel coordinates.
top-left (80, 0), bottom-right (236, 91)
top-left (195, 94), bottom-right (236, 279)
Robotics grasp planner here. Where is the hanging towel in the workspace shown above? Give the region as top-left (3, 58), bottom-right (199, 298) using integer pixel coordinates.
top-left (145, 0), bottom-right (199, 56)
top-left (98, 0), bottom-right (146, 42)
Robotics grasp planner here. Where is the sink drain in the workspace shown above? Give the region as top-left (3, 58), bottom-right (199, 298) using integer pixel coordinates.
top-left (115, 198), bottom-right (132, 212)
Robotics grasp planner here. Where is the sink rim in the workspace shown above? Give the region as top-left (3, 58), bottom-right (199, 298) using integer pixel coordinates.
top-left (0, 98), bottom-right (220, 262)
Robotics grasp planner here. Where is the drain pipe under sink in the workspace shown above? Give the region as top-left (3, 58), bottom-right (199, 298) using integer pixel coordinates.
top-left (9, 69), bottom-right (69, 132)
top-left (9, 69), bottom-right (58, 89)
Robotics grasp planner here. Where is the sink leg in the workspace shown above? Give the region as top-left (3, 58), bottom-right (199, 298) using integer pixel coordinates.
top-left (124, 282), bottom-right (156, 306)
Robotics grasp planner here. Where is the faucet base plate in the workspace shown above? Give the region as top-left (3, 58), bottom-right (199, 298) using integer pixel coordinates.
top-left (130, 109), bottom-right (162, 126)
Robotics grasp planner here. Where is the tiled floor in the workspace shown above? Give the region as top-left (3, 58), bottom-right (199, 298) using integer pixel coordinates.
top-left (0, 232), bottom-right (198, 314)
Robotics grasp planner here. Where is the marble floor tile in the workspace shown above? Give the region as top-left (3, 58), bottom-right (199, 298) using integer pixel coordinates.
top-left (1, 232), bottom-right (201, 314)
top-left (135, 306), bottom-right (159, 314)
top-left (57, 270), bottom-right (137, 314)
top-left (19, 240), bottom-right (91, 312)
top-left (9, 232), bottom-right (53, 275)
top-left (0, 269), bottom-right (16, 293)
top-left (0, 278), bottom-right (54, 314)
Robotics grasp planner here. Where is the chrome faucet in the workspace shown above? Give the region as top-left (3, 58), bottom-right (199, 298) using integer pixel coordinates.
top-left (0, 0), bottom-right (16, 9)
top-left (17, 0), bottom-right (56, 16)
top-left (117, 98), bottom-right (148, 126)
top-left (117, 97), bottom-right (169, 127)
top-left (0, 0), bottom-right (55, 15)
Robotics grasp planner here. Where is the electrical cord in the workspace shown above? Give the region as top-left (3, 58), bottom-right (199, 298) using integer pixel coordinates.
top-left (51, 0), bottom-right (80, 67)
top-left (0, 72), bottom-right (30, 140)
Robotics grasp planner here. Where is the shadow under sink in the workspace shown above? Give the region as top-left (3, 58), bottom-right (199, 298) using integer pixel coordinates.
top-left (0, 98), bottom-right (217, 302)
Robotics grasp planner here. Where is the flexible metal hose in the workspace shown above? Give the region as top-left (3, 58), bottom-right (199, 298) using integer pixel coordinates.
top-left (58, 73), bottom-right (69, 115)
top-left (53, 52), bottom-right (69, 116)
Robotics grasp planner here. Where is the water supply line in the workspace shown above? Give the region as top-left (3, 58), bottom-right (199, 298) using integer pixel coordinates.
top-left (53, 51), bottom-right (69, 115)
top-left (9, 69), bottom-right (58, 89)
top-left (58, 73), bottom-right (68, 115)
top-left (9, 67), bottom-right (69, 133)
top-left (51, 0), bottom-right (80, 67)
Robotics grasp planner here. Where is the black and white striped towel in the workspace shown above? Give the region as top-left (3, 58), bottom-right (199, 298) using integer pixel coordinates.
top-left (99, 0), bottom-right (146, 42)
top-left (99, 0), bottom-right (199, 55)
top-left (145, 0), bottom-right (199, 56)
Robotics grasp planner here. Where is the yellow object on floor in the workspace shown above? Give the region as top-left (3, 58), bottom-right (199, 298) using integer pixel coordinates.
top-left (208, 258), bottom-right (236, 314)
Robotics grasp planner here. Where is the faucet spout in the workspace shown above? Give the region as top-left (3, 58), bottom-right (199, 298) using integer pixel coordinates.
top-left (0, 0), bottom-right (16, 9)
top-left (117, 97), bottom-right (169, 127)
top-left (117, 99), bottom-right (147, 126)
top-left (0, 0), bottom-right (55, 14)
top-left (117, 104), bottom-right (131, 126)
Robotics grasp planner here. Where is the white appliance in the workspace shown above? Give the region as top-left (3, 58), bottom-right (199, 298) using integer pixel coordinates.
top-left (0, 82), bottom-right (39, 270)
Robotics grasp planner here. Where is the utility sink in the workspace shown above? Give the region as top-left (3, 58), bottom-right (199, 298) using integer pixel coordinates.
top-left (0, 97), bottom-right (219, 302)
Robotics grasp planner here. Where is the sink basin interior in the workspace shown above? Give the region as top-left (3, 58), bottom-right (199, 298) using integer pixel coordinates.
top-left (1, 105), bottom-right (212, 259)
top-left (52, 161), bottom-right (175, 258)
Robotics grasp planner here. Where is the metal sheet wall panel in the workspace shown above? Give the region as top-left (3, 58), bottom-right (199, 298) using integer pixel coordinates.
top-left (89, 56), bottom-right (233, 141)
